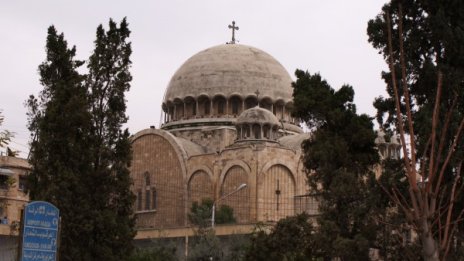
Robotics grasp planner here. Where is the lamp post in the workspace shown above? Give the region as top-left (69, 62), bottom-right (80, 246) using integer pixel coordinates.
top-left (211, 183), bottom-right (247, 229)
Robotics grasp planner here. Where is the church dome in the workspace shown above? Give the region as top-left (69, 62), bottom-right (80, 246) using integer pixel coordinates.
top-left (160, 43), bottom-right (301, 135)
top-left (236, 106), bottom-right (280, 126)
top-left (163, 44), bottom-right (293, 105)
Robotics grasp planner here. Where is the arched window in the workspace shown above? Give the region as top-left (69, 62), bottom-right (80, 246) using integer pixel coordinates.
top-left (218, 100), bottom-right (225, 114)
top-left (145, 187), bottom-right (151, 210)
top-left (245, 97), bottom-right (257, 109)
top-left (243, 125), bottom-right (250, 138)
top-left (137, 190), bottom-right (142, 211)
top-left (145, 172), bottom-right (150, 186)
top-left (204, 101), bottom-right (210, 115)
top-left (214, 96), bottom-right (226, 115)
top-left (142, 172), bottom-right (156, 211)
top-left (230, 96), bottom-right (241, 115)
top-left (253, 124), bottom-right (261, 139)
top-left (263, 125), bottom-right (271, 139)
top-left (152, 188), bottom-right (157, 209)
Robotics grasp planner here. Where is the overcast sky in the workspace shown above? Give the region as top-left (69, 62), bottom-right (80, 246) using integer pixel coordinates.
top-left (1, 0), bottom-right (389, 157)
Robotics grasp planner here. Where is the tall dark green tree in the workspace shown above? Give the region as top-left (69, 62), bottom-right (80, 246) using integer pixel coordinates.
top-left (26, 26), bottom-right (94, 260)
top-left (292, 70), bottom-right (380, 260)
top-left (85, 18), bottom-right (135, 260)
top-left (367, 1), bottom-right (464, 260)
top-left (27, 18), bottom-right (135, 261)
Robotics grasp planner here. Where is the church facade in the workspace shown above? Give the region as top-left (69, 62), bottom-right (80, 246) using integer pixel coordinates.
top-left (130, 43), bottom-right (316, 230)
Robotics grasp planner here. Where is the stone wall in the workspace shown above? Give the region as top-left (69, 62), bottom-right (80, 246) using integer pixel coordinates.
top-left (131, 132), bottom-right (186, 229)
top-left (171, 127), bottom-right (236, 153)
top-left (130, 128), bottom-right (310, 229)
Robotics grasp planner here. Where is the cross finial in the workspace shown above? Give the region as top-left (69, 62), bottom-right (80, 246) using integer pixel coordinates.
top-left (255, 90), bottom-right (260, 107)
top-left (228, 21), bottom-right (239, 44)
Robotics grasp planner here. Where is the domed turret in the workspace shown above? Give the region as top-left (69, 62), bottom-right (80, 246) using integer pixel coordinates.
top-left (375, 130), bottom-right (402, 160)
top-left (375, 129), bottom-right (386, 144)
top-left (235, 106), bottom-right (280, 142)
top-left (237, 106), bottom-right (280, 126)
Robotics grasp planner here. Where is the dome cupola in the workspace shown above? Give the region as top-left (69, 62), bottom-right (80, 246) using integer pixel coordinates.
top-left (235, 106), bottom-right (280, 141)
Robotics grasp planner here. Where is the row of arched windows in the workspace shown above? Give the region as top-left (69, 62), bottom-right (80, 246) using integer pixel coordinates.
top-left (236, 124), bottom-right (279, 140)
top-left (162, 96), bottom-right (295, 123)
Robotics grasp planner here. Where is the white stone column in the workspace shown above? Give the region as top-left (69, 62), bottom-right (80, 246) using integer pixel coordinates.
top-left (282, 106), bottom-right (286, 121)
top-left (210, 99), bottom-right (213, 117)
top-left (183, 102), bottom-right (186, 119)
top-left (174, 105), bottom-right (177, 121)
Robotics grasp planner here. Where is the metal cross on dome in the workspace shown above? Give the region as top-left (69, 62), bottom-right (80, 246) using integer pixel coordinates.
top-left (228, 21), bottom-right (239, 44)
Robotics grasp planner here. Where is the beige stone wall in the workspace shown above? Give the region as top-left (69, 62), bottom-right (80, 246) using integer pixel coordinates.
top-left (258, 164), bottom-right (295, 222)
top-left (131, 133), bottom-right (186, 229)
top-left (0, 156), bottom-right (30, 235)
top-left (186, 142), bottom-right (307, 224)
top-left (220, 165), bottom-right (250, 223)
top-left (187, 170), bottom-right (213, 207)
top-left (171, 127), bottom-right (236, 152)
top-left (130, 128), bottom-right (310, 229)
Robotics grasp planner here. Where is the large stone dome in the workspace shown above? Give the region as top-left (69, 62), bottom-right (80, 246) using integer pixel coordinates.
top-left (160, 43), bottom-right (301, 135)
top-left (163, 44), bottom-right (293, 105)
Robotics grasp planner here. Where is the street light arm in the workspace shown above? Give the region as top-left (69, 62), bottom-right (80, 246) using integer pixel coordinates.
top-left (212, 183), bottom-right (247, 228)
top-left (215, 183), bottom-right (247, 204)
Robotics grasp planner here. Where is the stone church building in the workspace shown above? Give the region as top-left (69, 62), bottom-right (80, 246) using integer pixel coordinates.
top-left (130, 42), bottom-right (315, 230)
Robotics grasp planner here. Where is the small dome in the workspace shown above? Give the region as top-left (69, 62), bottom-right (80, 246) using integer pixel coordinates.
top-left (375, 129), bottom-right (386, 144)
top-left (236, 106), bottom-right (280, 126)
top-left (390, 134), bottom-right (401, 146)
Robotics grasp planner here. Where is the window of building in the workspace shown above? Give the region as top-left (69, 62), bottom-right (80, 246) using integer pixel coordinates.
top-left (0, 175), bottom-right (8, 190)
top-left (19, 175), bottom-right (27, 191)
top-left (253, 124), bottom-right (261, 139)
top-left (218, 100), bottom-right (225, 114)
top-left (244, 125), bottom-right (250, 138)
top-left (192, 103), bottom-right (196, 116)
top-left (232, 99), bottom-right (239, 114)
top-left (204, 101), bottom-right (210, 115)
top-left (137, 190), bottom-right (142, 211)
top-left (145, 188), bottom-right (151, 210)
top-left (263, 125), bottom-right (270, 139)
top-left (145, 172), bottom-right (150, 186)
top-left (152, 188), bottom-right (157, 209)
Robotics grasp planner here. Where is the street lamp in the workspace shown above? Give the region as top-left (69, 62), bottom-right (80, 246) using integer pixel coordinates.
top-left (211, 183), bottom-right (247, 229)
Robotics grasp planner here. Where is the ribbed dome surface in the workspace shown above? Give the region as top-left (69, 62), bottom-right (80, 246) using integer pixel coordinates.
top-left (163, 44), bottom-right (293, 104)
top-left (236, 106), bottom-right (280, 126)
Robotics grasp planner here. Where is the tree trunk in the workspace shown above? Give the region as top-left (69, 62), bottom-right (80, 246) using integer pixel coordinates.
top-left (420, 219), bottom-right (440, 261)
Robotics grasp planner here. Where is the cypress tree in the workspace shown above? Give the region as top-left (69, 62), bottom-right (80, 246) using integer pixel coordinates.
top-left (26, 26), bottom-right (94, 260)
top-left (85, 18), bottom-right (135, 260)
top-left (27, 18), bottom-right (135, 260)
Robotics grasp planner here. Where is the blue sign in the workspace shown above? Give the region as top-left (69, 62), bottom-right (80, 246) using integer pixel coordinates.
top-left (21, 201), bottom-right (60, 261)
